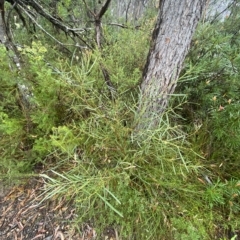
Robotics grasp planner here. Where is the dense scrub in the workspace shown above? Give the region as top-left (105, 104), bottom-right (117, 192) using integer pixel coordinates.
top-left (1, 7), bottom-right (240, 240)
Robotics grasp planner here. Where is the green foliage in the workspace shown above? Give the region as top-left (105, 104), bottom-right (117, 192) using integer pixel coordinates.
top-left (176, 11), bottom-right (240, 177)
top-left (2, 9), bottom-right (240, 239)
top-left (102, 24), bottom-right (151, 92)
top-left (171, 218), bottom-right (204, 240)
top-left (0, 47), bottom-right (32, 178)
top-left (172, 9), bottom-right (240, 238)
top-left (40, 117), bottom-right (205, 239)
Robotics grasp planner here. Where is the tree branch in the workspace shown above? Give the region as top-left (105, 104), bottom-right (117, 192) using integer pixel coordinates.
top-left (97, 0), bottom-right (112, 19)
top-left (16, 0), bottom-right (91, 49)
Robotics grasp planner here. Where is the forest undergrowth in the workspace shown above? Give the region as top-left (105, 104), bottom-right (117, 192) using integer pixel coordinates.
top-left (1, 15), bottom-right (240, 239)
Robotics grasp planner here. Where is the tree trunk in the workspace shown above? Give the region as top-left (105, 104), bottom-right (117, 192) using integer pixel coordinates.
top-left (137, 0), bottom-right (207, 130)
top-left (207, 0), bottom-right (234, 22)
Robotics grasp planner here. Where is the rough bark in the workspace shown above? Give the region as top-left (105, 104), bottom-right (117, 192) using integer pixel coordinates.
top-left (0, 0), bottom-right (9, 45)
top-left (137, 0), bottom-right (207, 130)
top-left (0, 0), bottom-right (21, 68)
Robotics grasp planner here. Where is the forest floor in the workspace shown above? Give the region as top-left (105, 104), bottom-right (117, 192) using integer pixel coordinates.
top-left (0, 178), bottom-right (239, 240)
top-left (0, 178), bottom-right (116, 240)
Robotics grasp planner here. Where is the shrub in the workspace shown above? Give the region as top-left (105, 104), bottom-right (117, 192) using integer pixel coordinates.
top-left (176, 15), bottom-right (240, 177)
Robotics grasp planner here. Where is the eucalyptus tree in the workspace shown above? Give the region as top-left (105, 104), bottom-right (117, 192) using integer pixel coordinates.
top-left (207, 0), bottom-right (236, 21)
top-left (110, 0), bottom-right (156, 24)
top-left (136, 0), bottom-right (207, 130)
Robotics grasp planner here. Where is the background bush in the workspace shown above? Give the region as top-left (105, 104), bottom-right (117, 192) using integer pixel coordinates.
top-left (1, 5), bottom-right (240, 239)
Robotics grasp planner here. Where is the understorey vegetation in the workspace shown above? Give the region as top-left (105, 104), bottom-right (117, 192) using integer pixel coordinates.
top-left (1, 1), bottom-right (240, 239)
